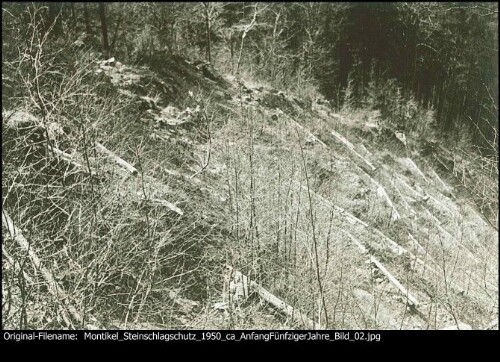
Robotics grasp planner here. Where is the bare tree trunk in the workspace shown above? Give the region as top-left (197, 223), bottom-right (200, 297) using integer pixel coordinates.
top-left (270, 9), bottom-right (281, 81)
top-left (43, 3), bottom-right (61, 38)
top-left (110, 12), bottom-right (124, 54)
top-left (176, 24), bottom-right (181, 53)
top-left (230, 34), bottom-right (234, 74)
top-left (236, 4), bottom-right (259, 76)
top-left (83, 3), bottom-right (92, 39)
top-left (70, 3), bottom-right (76, 28)
top-left (98, 3), bottom-right (110, 59)
top-left (203, 3), bottom-right (212, 63)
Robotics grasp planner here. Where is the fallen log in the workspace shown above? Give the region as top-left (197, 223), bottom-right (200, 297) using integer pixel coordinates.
top-left (394, 173), bottom-right (425, 199)
top-left (401, 157), bottom-right (429, 183)
top-left (370, 177), bottom-right (401, 221)
top-left (164, 167), bottom-right (200, 184)
top-left (289, 118), bottom-right (329, 149)
top-left (95, 141), bottom-right (138, 175)
top-left (344, 231), bottom-right (419, 307)
top-left (331, 130), bottom-right (376, 171)
top-left (393, 171), bottom-right (455, 218)
top-left (48, 145), bottom-right (98, 176)
top-left (359, 143), bottom-right (373, 157)
top-left (350, 165), bottom-right (401, 222)
top-left (296, 181), bottom-right (442, 278)
top-left (393, 180), bottom-right (417, 214)
top-left (49, 143), bottom-right (183, 216)
top-left (424, 209), bottom-right (479, 264)
top-left (2, 211), bottom-right (100, 329)
top-left (321, 130), bottom-right (400, 220)
top-left (429, 168), bottom-right (453, 195)
top-left (408, 233), bottom-right (427, 255)
top-left (147, 197), bottom-right (184, 216)
top-left (371, 256), bottom-right (419, 306)
top-left (297, 182), bottom-right (404, 255)
top-left (283, 118), bottom-right (399, 221)
top-left (227, 266), bottom-right (318, 329)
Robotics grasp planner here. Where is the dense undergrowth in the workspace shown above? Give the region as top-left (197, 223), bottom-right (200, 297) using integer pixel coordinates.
top-left (2, 4), bottom-right (498, 330)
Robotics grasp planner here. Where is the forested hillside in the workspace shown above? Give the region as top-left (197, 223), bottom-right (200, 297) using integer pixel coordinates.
top-left (2, 2), bottom-right (498, 330)
top-left (4, 3), bottom-right (498, 152)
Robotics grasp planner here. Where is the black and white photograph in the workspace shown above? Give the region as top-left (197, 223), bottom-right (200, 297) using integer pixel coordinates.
top-left (2, 2), bottom-right (498, 333)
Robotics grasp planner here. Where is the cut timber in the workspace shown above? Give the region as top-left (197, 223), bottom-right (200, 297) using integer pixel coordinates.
top-left (424, 209), bottom-right (479, 263)
top-left (139, 175), bottom-right (184, 216)
top-left (49, 145), bottom-right (83, 168)
top-left (407, 158), bottom-right (428, 182)
top-left (437, 144), bottom-right (454, 158)
top-left (370, 176), bottom-right (401, 221)
top-left (48, 143), bottom-right (182, 216)
top-left (4, 111), bottom-right (96, 176)
top-left (147, 197), bottom-right (184, 216)
top-left (294, 185), bottom-right (474, 302)
top-left (163, 168), bottom-right (183, 178)
top-left (374, 215), bottom-right (435, 269)
top-left (331, 130), bottom-right (376, 171)
top-left (392, 178), bottom-right (418, 215)
top-left (2, 211), bottom-right (100, 329)
top-left (227, 267), bottom-right (318, 330)
top-left (95, 141), bottom-right (138, 175)
top-left (354, 165), bottom-right (401, 221)
top-left (297, 182), bottom-right (404, 255)
top-left (359, 143), bottom-right (373, 157)
top-left (393, 171), bottom-right (453, 216)
top-left (164, 167), bottom-right (201, 184)
top-left (254, 145), bottom-right (293, 152)
top-left (289, 118), bottom-right (329, 149)
top-left (298, 182), bottom-right (370, 226)
top-left (429, 168), bottom-right (453, 195)
top-left (251, 279), bottom-right (319, 330)
top-left (287, 118), bottom-right (399, 221)
top-left (408, 233), bottom-right (427, 255)
top-left (394, 185), bottom-right (414, 212)
top-left (371, 228), bottom-right (406, 257)
top-left (4, 110), bottom-right (40, 128)
top-left (394, 174), bottom-right (425, 199)
top-left (48, 145), bottom-right (97, 176)
top-left (427, 194), bottom-right (453, 215)
top-left (371, 255), bottom-right (419, 306)
top-left (462, 201), bottom-right (498, 232)
top-left (401, 158), bottom-right (429, 183)
top-left (345, 231), bottom-right (419, 307)
top-left (296, 181), bottom-right (440, 277)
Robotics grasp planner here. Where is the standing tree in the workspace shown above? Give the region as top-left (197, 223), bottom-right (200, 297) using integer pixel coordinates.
top-left (235, 3), bottom-right (265, 76)
top-left (99, 3), bottom-right (110, 59)
top-left (203, 2), bottom-right (213, 63)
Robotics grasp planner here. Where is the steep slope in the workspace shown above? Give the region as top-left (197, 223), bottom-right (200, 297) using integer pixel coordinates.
top-left (195, 74), bottom-right (498, 330)
top-left (2, 54), bottom-right (498, 330)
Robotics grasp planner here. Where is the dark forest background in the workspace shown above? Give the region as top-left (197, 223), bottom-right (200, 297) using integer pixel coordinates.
top-left (3, 2), bottom-right (498, 154)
